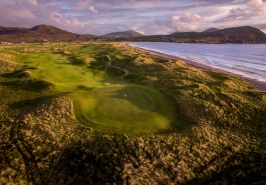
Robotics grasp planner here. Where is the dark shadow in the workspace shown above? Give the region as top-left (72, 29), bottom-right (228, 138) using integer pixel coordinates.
top-left (1, 70), bottom-right (31, 78)
top-left (88, 58), bottom-right (106, 71)
top-left (10, 95), bottom-right (57, 109)
top-left (51, 51), bottom-right (86, 66)
top-left (43, 134), bottom-right (127, 185)
top-left (67, 55), bottom-right (87, 65)
top-left (10, 92), bottom-right (70, 110)
top-left (91, 70), bottom-right (101, 77)
top-left (77, 85), bottom-right (95, 91)
top-left (106, 66), bottom-right (126, 77)
top-left (205, 71), bottom-right (230, 83)
top-left (183, 151), bottom-right (265, 185)
top-left (56, 62), bottom-right (72, 65)
top-left (0, 79), bottom-right (53, 92)
top-left (22, 66), bottom-right (38, 70)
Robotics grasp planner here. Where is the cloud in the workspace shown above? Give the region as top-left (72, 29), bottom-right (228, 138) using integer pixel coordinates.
top-left (0, 5), bottom-right (36, 27)
top-left (88, 6), bottom-right (98, 13)
top-left (49, 11), bottom-right (62, 24)
top-left (248, 0), bottom-right (264, 8)
top-left (170, 13), bottom-right (207, 32)
top-left (254, 23), bottom-right (266, 33)
top-left (214, 0), bottom-right (266, 24)
top-left (90, 0), bottom-right (178, 6)
top-left (0, 0), bottom-right (265, 35)
top-left (77, 0), bottom-right (91, 8)
top-left (230, 7), bottom-right (250, 15)
top-left (65, 16), bottom-right (85, 28)
top-left (227, 7), bottom-right (252, 20)
top-left (247, 0), bottom-right (266, 14)
top-left (27, 0), bottom-right (38, 6)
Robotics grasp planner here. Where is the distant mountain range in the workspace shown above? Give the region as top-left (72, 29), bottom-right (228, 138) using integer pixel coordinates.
top-left (102, 30), bottom-right (143, 37)
top-left (1, 24), bottom-right (266, 44)
top-left (136, 26), bottom-right (266, 43)
top-left (0, 24), bottom-right (94, 42)
top-left (202, 28), bottom-right (220, 33)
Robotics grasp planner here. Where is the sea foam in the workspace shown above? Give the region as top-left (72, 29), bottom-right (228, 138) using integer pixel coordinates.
top-left (130, 43), bottom-right (266, 82)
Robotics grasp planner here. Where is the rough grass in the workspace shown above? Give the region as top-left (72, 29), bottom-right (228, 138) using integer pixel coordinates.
top-left (0, 43), bottom-right (177, 134)
top-left (0, 42), bottom-right (265, 184)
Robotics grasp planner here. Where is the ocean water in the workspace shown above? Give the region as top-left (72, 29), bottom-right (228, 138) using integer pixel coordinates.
top-left (130, 43), bottom-right (266, 83)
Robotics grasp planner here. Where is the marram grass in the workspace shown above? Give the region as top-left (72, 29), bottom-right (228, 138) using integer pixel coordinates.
top-left (0, 42), bottom-right (265, 184)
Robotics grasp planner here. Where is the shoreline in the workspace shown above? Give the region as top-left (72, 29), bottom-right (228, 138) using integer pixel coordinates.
top-left (127, 43), bottom-right (266, 91)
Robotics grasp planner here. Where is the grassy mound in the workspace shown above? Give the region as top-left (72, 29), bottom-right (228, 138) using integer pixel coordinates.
top-left (0, 42), bottom-right (265, 184)
top-left (73, 85), bottom-right (176, 133)
top-left (1, 70), bottom-right (31, 78)
top-left (0, 44), bottom-right (178, 133)
top-left (0, 79), bottom-right (53, 92)
top-left (15, 79), bottom-right (53, 91)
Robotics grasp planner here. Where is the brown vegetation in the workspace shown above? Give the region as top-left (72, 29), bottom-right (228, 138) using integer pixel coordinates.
top-left (0, 43), bottom-right (265, 184)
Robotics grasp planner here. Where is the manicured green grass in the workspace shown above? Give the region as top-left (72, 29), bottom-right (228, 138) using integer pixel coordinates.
top-left (4, 43), bottom-right (176, 133)
top-left (1, 42), bottom-right (265, 185)
top-left (72, 84), bottom-right (176, 133)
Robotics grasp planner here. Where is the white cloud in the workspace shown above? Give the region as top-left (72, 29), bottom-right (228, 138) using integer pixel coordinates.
top-left (77, 0), bottom-right (91, 8)
top-left (171, 13), bottom-right (206, 32)
top-left (14, 9), bottom-right (36, 19)
top-left (0, 0), bottom-right (265, 35)
top-left (214, 0), bottom-right (266, 24)
top-left (248, 0), bottom-right (264, 8)
top-left (247, 0), bottom-right (266, 14)
top-left (27, 0), bottom-right (37, 6)
top-left (230, 7), bottom-right (250, 15)
top-left (49, 11), bottom-right (62, 24)
top-left (65, 16), bottom-right (85, 28)
top-left (88, 6), bottom-right (98, 13)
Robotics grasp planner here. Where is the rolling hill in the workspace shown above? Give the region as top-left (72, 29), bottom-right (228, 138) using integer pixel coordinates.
top-left (102, 30), bottom-right (143, 37)
top-left (1, 24), bottom-right (266, 43)
top-left (135, 26), bottom-right (266, 43)
top-left (0, 24), bottom-right (95, 42)
top-left (202, 28), bottom-right (220, 33)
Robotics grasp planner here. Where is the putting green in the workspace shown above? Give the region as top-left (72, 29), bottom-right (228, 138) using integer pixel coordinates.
top-left (10, 45), bottom-right (177, 133)
top-left (72, 85), bottom-right (176, 133)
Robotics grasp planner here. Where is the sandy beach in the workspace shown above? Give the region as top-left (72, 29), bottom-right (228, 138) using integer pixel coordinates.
top-left (128, 44), bottom-right (266, 91)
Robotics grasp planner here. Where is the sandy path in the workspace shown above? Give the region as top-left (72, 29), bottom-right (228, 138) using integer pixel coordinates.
top-left (107, 61), bottom-right (129, 77)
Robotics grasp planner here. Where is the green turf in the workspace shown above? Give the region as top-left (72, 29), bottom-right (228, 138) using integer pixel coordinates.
top-left (9, 44), bottom-right (176, 133)
top-left (72, 85), bottom-right (176, 133)
top-left (1, 43), bottom-right (265, 185)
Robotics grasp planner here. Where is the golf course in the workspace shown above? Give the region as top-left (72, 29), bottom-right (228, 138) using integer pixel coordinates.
top-left (9, 43), bottom-right (177, 133)
top-left (1, 42), bottom-right (265, 184)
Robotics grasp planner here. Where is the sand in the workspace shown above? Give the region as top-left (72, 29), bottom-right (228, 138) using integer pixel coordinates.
top-left (128, 44), bottom-right (266, 91)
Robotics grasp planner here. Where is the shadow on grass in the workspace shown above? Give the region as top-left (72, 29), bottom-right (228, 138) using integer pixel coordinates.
top-left (0, 79), bottom-right (53, 92)
top-left (10, 95), bottom-right (53, 109)
top-left (10, 93), bottom-right (70, 109)
top-left (77, 85), bottom-right (95, 91)
top-left (43, 135), bottom-right (127, 185)
top-left (184, 151), bottom-right (266, 185)
top-left (1, 70), bottom-right (31, 78)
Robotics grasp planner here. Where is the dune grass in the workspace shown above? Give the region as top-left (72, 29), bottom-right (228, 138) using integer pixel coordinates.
top-left (0, 42), bottom-right (265, 184)
top-left (1, 43), bottom-right (177, 133)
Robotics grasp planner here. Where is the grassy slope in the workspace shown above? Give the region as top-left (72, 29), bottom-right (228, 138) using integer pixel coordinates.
top-left (1, 43), bottom-right (176, 134)
top-left (0, 42), bottom-right (265, 184)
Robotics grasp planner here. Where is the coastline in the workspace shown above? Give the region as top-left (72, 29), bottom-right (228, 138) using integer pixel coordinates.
top-left (127, 43), bottom-right (266, 91)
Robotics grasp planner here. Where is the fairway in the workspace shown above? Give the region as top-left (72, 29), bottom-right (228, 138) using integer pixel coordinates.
top-left (1, 43), bottom-right (266, 185)
top-left (72, 85), bottom-right (176, 133)
top-left (9, 43), bottom-right (176, 133)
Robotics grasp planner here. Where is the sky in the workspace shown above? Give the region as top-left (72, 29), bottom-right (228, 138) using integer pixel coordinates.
top-left (0, 0), bottom-right (266, 35)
